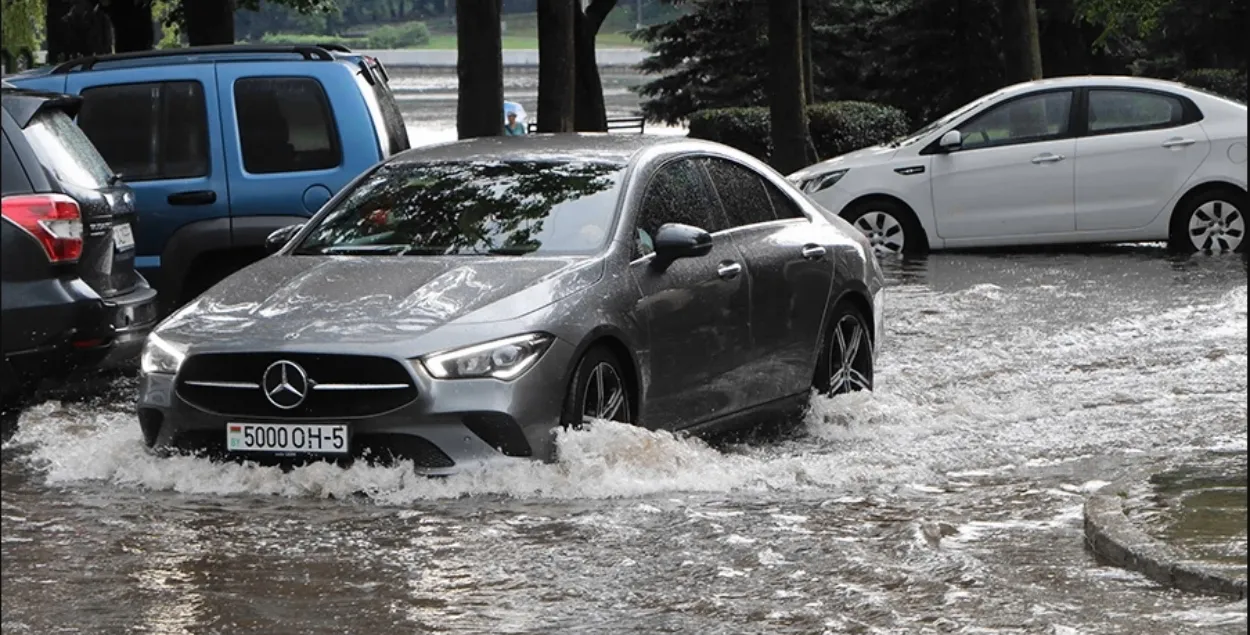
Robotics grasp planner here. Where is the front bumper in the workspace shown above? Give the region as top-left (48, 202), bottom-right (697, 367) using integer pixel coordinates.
top-left (136, 337), bottom-right (578, 474)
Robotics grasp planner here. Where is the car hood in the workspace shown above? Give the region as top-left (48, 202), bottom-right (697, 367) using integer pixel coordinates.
top-left (156, 255), bottom-right (603, 346)
top-left (788, 144), bottom-right (903, 181)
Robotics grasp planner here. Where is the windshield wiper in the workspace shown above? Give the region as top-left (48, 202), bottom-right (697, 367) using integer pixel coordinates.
top-left (484, 246), bottom-right (537, 256)
top-left (318, 244), bottom-right (413, 255)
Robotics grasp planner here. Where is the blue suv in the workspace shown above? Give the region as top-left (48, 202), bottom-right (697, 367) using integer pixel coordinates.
top-left (6, 45), bottom-right (410, 310)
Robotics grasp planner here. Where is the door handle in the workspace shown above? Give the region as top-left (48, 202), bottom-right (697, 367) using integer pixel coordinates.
top-left (1161, 137), bottom-right (1196, 148)
top-left (1030, 153), bottom-right (1065, 164)
top-left (167, 190), bottom-right (218, 206)
top-left (716, 262), bottom-right (743, 280)
top-left (801, 244), bottom-right (827, 260)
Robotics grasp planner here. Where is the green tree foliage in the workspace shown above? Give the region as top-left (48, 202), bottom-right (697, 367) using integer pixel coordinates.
top-left (638, 0), bottom-right (1246, 129)
top-left (636, 0), bottom-right (1006, 127)
top-left (1, 0), bottom-right (44, 68)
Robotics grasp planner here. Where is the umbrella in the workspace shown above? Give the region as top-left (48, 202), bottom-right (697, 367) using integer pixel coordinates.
top-left (503, 100), bottom-right (527, 123)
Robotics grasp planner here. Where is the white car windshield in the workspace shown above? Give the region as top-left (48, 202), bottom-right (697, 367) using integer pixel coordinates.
top-left (887, 89), bottom-right (1008, 147)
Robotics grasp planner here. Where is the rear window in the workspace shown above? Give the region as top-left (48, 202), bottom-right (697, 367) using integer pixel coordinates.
top-left (295, 160), bottom-right (626, 256)
top-left (354, 64), bottom-right (411, 157)
top-left (22, 108), bottom-right (115, 189)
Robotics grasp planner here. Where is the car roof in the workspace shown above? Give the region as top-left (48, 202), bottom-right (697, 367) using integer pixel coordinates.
top-left (6, 45), bottom-right (359, 78)
top-left (387, 133), bottom-right (702, 166)
top-left (995, 75), bottom-right (1194, 97)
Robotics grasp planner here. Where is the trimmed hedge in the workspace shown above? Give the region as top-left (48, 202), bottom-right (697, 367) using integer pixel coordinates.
top-left (688, 101), bottom-right (910, 163)
top-left (1177, 68), bottom-right (1247, 104)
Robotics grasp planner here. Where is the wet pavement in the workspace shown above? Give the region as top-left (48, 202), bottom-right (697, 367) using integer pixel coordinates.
top-left (3, 246), bottom-right (1246, 634)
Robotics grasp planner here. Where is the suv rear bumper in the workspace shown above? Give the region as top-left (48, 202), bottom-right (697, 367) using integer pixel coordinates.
top-left (75, 276), bottom-right (160, 369)
top-left (1, 277), bottom-right (106, 395)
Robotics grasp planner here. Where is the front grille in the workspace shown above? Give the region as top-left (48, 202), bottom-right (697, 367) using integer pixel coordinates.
top-left (176, 352), bottom-right (418, 419)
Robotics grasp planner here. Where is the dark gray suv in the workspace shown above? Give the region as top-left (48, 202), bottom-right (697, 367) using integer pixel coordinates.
top-left (136, 135), bottom-right (886, 473)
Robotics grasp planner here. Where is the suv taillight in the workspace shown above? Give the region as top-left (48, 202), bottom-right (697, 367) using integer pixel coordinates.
top-left (1, 193), bottom-right (84, 263)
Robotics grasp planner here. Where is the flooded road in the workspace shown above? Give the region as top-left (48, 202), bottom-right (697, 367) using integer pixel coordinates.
top-left (4, 247), bottom-right (1246, 634)
top-left (3, 68), bottom-right (1248, 633)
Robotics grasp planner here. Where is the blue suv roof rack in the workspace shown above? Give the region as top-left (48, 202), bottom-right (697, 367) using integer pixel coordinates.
top-left (49, 44), bottom-right (338, 75)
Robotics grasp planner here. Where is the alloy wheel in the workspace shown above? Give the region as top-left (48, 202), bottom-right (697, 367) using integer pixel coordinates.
top-left (828, 314), bottom-right (872, 395)
top-left (1188, 200), bottom-right (1244, 252)
top-left (853, 212), bottom-right (905, 255)
top-left (582, 362), bottom-right (630, 425)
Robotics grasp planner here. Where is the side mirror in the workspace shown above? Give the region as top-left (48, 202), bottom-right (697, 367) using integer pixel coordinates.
top-left (265, 223), bottom-right (304, 254)
top-left (651, 223), bottom-right (713, 268)
top-left (938, 130), bottom-right (962, 151)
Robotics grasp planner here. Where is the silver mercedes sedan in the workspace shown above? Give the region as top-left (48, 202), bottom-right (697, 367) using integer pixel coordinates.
top-left (136, 135), bottom-right (886, 473)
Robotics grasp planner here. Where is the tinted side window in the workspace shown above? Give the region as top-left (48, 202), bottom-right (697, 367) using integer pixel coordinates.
top-left (762, 180), bottom-right (807, 220)
top-left (234, 77), bottom-right (341, 174)
top-left (700, 157), bottom-right (776, 228)
top-left (78, 81), bottom-right (210, 181)
top-left (634, 158), bottom-right (725, 259)
top-left (1, 133), bottom-right (32, 195)
top-left (959, 90), bottom-right (1073, 150)
top-left (1088, 89), bottom-right (1188, 134)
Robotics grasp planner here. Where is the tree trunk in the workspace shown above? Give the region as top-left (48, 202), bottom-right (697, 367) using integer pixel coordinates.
top-left (801, 0), bottom-right (814, 105)
top-left (185, 0), bottom-right (236, 46)
top-left (46, 0), bottom-right (113, 63)
top-left (767, 0), bottom-right (810, 174)
top-left (1002, 0), bottom-right (1043, 83)
top-left (537, 0), bottom-right (577, 132)
top-left (456, 0), bottom-right (504, 139)
top-left (572, 0), bottom-right (615, 132)
top-left (107, 0), bottom-right (154, 53)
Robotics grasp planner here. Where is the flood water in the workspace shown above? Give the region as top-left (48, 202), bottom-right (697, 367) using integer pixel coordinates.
top-left (3, 70), bottom-right (1248, 633)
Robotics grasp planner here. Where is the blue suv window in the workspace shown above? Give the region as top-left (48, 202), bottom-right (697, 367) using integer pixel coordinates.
top-left (233, 77), bottom-right (341, 174)
top-left (77, 81), bottom-right (210, 181)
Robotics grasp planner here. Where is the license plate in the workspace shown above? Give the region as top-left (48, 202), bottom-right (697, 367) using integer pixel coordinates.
top-left (113, 223), bottom-right (135, 252)
top-left (226, 423), bottom-right (349, 454)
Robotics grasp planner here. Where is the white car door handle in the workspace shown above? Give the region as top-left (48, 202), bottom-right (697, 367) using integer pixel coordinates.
top-left (1030, 153), bottom-right (1065, 164)
top-left (1162, 137), bottom-right (1196, 148)
top-left (716, 262), bottom-right (743, 279)
top-left (801, 244), bottom-right (827, 260)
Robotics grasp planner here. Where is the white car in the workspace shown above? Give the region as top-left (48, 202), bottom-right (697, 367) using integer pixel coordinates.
top-left (789, 76), bottom-right (1248, 255)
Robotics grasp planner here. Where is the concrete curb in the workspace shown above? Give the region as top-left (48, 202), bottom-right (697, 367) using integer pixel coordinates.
top-left (1083, 472), bottom-right (1248, 600)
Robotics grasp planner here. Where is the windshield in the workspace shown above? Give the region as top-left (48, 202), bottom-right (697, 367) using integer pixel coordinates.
top-left (294, 160), bottom-right (627, 256)
top-left (888, 90), bottom-right (1006, 147)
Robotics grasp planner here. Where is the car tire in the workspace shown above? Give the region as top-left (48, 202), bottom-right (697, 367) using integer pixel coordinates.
top-left (841, 199), bottom-right (927, 256)
top-left (1168, 187), bottom-right (1247, 254)
top-left (560, 345), bottom-right (635, 431)
top-left (813, 301), bottom-right (874, 397)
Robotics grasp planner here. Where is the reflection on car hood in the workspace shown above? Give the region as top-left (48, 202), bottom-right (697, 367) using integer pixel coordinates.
top-left (157, 255), bottom-right (603, 345)
top-left (788, 144), bottom-right (903, 181)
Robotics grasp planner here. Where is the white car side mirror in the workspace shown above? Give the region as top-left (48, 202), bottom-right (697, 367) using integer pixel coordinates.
top-left (938, 130), bottom-right (962, 150)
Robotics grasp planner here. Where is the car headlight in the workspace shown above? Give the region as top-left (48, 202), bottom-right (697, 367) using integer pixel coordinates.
top-left (140, 332), bottom-right (188, 375)
top-left (419, 333), bottom-right (553, 380)
top-left (803, 169), bottom-right (849, 194)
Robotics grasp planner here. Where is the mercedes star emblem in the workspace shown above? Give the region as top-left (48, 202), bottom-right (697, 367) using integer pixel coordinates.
top-left (262, 360), bottom-right (310, 410)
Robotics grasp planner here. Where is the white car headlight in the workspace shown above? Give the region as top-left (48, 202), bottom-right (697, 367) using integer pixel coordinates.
top-left (802, 169), bottom-right (849, 194)
top-left (140, 332), bottom-right (188, 375)
top-left (419, 333), bottom-right (553, 380)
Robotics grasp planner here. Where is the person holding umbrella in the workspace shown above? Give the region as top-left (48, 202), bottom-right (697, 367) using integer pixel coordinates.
top-left (504, 100), bottom-right (527, 136)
